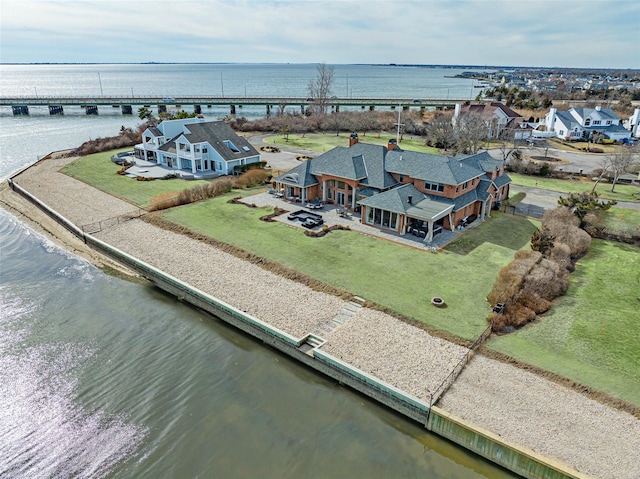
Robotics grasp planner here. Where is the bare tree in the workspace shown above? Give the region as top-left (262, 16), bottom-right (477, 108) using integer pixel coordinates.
top-left (426, 111), bottom-right (456, 150)
top-left (307, 63), bottom-right (334, 115)
top-left (497, 128), bottom-right (518, 161)
top-left (596, 145), bottom-right (640, 192)
top-left (455, 111), bottom-right (487, 154)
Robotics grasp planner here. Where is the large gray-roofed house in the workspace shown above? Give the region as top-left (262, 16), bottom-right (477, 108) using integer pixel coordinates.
top-left (545, 106), bottom-right (631, 141)
top-left (136, 118), bottom-right (261, 177)
top-left (273, 135), bottom-right (511, 242)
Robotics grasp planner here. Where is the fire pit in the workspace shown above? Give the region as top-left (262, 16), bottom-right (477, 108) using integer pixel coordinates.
top-left (431, 297), bottom-right (445, 307)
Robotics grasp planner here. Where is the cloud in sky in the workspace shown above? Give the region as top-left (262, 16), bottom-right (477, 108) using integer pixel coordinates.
top-left (1, 0), bottom-right (638, 68)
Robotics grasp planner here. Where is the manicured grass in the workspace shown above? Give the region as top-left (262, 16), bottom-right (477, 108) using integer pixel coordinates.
top-left (62, 149), bottom-right (210, 208)
top-left (266, 133), bottom-right (441, 154)
top-left (488, 240), bottom-right (640, 405)
top-left (510, 172), bottom-right (640, 202)
top-left (162, 195), bottom-right (538, 340)
top-left (598, 207), bottom-right (640, 235)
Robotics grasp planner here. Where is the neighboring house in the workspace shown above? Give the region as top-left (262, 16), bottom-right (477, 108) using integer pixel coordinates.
top-left (453, 102), bottom-right (526, 139)
top-left (136, 118), bottom-right (261, 176)
top-left (544, 106), bottom-right (630, 141)
top-left (273, 134), bottom-right (511, 242)
top-left (627, 108), bottom-right (640, 139)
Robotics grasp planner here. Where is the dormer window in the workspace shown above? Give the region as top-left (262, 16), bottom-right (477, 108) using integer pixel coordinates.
top-left (585, 118), bottom-right (591, 126)
top-left (224, 140), bottom-right (240, 152)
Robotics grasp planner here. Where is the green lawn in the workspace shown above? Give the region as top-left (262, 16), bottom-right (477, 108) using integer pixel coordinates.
top-left (266, 133), bottom-right (441, 155)
top-left (509, 172), bottom-right (640, 202)
top-left (488, 240), bottom-right (640, 406)
top-left (63, 148), bottom-right (640, 404)
top-left (161, 194), bottom-right (538, 340)
top-left (62, 149), bottom-right (211, 208)
top-left (599, 208), bottom-right (640, 235)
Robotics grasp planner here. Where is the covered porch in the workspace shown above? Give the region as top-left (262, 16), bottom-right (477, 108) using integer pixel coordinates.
top-left (403, 201), bottom-right (455, 243)
top-left (359, 184), bottom-right (455, 243)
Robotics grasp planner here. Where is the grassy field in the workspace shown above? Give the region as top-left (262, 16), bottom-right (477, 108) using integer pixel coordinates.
top-left (63, 148), bottom-right (639, 403)
top-left (488, 240), bottom-right (640, 406)
top-left (599, 207), bottom-right (640, 234)
top-left (266, 133), bottom-right (441, 154)
top-left (509, 172), bottom-right (640, 202)
top-left (161, 193), bottom-right (538, 340)
top-left (62, 149), bottom-right (211, 208)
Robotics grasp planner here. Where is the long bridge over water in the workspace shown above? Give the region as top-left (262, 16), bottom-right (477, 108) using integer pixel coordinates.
top-left (0, 95), bottom-right (471, 116)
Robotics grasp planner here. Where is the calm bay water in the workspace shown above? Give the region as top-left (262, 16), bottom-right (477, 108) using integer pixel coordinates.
top-left (0, 64), bottom-right (514, 478)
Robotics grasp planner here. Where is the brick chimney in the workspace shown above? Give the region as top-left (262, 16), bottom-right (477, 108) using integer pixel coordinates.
top-left (349, 132), bottom-right (359, 147)
top-left (387, 138), bottom-right (398, 151)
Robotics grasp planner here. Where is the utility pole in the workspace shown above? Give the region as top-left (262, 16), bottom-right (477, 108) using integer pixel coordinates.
top-left (97, 73), bottom-right (103, 96)
top-left (396, 104), bottom-right (404, 144)
top-left (220, 73), bottom-right (224, 98)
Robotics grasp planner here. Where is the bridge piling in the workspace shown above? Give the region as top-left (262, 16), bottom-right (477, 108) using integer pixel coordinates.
top-left (121, 105), bottom-right (133, 115)
top-left (48, 105), bottom-right (64, 115)
top-left (85, 105), bottom-right (98, 115)
top-left (12, 105), bottom-right (29, 115)
top-left (230, 105), bottom-right (236, 115)
top-left (194, 105), bottom-right (201, 114)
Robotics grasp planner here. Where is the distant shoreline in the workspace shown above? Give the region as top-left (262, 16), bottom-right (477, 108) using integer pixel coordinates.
top-left (1, 62), bottom-right (638, 72)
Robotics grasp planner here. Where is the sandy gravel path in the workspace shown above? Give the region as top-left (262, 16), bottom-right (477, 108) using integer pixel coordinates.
top-left (3, 153), bottom-right (640, 478)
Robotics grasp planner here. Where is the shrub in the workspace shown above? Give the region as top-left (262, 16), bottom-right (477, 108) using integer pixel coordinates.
top-left (233, 161), bottom-right (268, 175)
top-left (521, 258), bottom-right (569, 301)
top-left (487, 250), bottom-right (540, 305)
top-left (235, 169), bottom-right (272, 189)
top-left (148, 177), bottom-right (234, 211)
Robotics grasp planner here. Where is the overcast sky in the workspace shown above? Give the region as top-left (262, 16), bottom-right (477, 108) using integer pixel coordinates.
top-left (1, 0), bottom-right (638, 69)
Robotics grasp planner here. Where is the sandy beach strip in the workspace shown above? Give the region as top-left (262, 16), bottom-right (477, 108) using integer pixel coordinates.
top-left (4, 154), bottom-right (640, 478)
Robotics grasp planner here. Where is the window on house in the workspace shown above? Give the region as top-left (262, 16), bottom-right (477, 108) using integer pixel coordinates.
top-left (242, 146), bottom-right (251, 152)
top-left (399, 174), bottom-right (404, 182)
top-left (337, 181), bottom-right (346, 189)
top-left (559, 130), bottom-right (565, 136)
top-left (462, 181), bottom-right (468, 190)
top-left (224, 140), bottom-right (240, 152)
top-left (606, 121), bottom-right (611, 125)
top-left (585, 118), bottom-right (591, 126)
top-left (424, 181), bottom-right (444, 192)
top-left (593, 120), bottom-right (601, 125)
top-left (203, 147), bottom-right (208, 153)
top-left (327, 180), bottom-right (334, 186)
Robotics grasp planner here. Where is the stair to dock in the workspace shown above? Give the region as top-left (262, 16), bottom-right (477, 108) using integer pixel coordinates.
top-left (312, 299), bottom-right (363, 338)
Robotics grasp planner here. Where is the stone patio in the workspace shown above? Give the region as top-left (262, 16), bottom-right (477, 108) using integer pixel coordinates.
top-left (241, 191), bottom-right (466, 251)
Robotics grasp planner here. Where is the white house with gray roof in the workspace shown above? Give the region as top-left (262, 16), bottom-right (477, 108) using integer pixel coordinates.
top-left (545, 106), bottom-right (630, 141)
top-left (136, 118), bottom-right (260, 177)
top-left (274, 135), bottom-right (511, 242)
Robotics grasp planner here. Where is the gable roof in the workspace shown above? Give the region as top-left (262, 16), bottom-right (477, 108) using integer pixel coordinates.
top-left (275, 142), bottom-right (510, 209)
top-left (309, 143), bottom-right (397, 190)
top-left (459, 102), bottom-right (523, 121)
top-left (178, 121), bottom-right (259, 161)
top-left (275, 160), bottom-right (318, 188)
top-left (358, 184), bottom-right (454, 219)
top-left (572, 107), bottom-right (620, 122)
